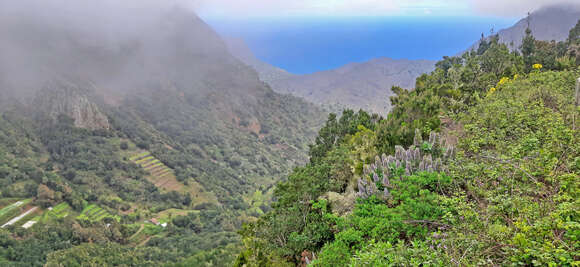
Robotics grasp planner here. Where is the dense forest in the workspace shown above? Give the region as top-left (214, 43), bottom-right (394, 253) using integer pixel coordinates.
top-left (235, 22), bottom-right (580, 266)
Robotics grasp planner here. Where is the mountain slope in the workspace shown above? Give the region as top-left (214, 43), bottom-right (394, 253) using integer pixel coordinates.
top-left (237, 29), bottom-right (580, 266)
top-left (0, 2), bottom-right (324, 265)
top-left (226, 38), bottom-right (435, 115)
top-left (269, 58), bottom-right (435, 115)
top-left (469, 4), bottom-right (580, 50)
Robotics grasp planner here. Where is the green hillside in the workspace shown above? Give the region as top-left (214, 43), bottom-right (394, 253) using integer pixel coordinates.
top-left (236, 25), bottom-right (580, 266)
top-left (0, 6), bottom-right (324, 267)
top-left (0, 3), bottom-right (578, 266)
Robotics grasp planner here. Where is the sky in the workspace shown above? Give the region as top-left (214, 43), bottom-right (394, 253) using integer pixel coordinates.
top-left (195, 0), bottom-right (578, 74)
top-left (208, 16), bottom-right (517, 74)
top-left (194, 0), bottom-right (577, 18)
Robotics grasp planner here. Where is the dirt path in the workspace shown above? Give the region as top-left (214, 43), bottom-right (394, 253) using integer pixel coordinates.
top-left (137, 236), bottom-right (151, 247)
top-left (128, 223), bottom-right (145, 240)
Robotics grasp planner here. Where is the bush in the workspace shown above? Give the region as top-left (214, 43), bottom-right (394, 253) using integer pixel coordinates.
top-left (119, 142), bottom-right (129, 150)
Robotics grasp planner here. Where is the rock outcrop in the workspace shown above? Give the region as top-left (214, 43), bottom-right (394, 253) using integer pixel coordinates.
top-left (34, 80), bottom-right (110, 130)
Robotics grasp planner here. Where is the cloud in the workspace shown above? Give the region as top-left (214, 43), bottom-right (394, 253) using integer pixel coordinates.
top-left (470, 0), bottom-right (579, 17)
top-left (0, 0), bottom-right (200, 98)
top-left (194, 0), bottom-right (402, 17)
top-left (193, 0), bottom-right (579, 17)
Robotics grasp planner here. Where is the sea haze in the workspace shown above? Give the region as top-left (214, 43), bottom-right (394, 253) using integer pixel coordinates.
top-left (204, 16), bottom-right (517, 74)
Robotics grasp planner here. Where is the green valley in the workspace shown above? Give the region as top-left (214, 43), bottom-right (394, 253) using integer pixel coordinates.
top-left (0, 1), bottom-right (578, 266)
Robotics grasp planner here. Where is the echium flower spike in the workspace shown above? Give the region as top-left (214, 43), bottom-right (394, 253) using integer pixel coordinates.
top-left (368, 182), bottom-right (375, 195)
top-left (358, 179), bottom-right (366, 195)
top-left (434, 158), bottom-right (442, 171)
top-left (373, 172), bottom-right (380, 183)
top-left (414, 148), bottom-right (421, 163)
top-left (383, 188), bottom-right (390, 199)
top-left (419, 160), bottom-right (425, 171)
top-left (413, 128), bottom-right (423, 147)
top-left (387, 156), bottom-right (395, 168)
top-left (406, 149), bottom-right (413, 162)
top-left (382, 176), bottom-right (390, 187)
top-left (394, 146), bottom-right (402, 160)
top-left (429, 132), bottom-right (437, 146)
top-left (424, 154), bottom-right (433, 171)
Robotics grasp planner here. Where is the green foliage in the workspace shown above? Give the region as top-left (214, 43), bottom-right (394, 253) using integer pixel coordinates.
top-left (376, 86), bottom-right (441, 154)
top-left (77, 204), bottom-right (120, 223)
top-left (310, 171), bottom-right (453, 266)
top-left (350, 240), bottom-right (450, 266)
top-left (309, 110), bottom-right (378, 163)
top-left (238, 26), bottom-right (580, 266)
top-left (2, 18), bottom-right (580, 267)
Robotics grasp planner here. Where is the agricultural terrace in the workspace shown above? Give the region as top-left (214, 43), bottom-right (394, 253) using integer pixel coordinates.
top-left (0, 199), bottom-right (32, 225)
top-left (77, 204), bottom-right (120, 222)
top-left (130, 152), bottom-right (183, 192)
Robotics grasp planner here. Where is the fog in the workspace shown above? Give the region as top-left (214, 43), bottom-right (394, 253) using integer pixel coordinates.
top-left (0, 0), bottom-right (232, 101)
top-left (194, 0), bottom-right (579, 17)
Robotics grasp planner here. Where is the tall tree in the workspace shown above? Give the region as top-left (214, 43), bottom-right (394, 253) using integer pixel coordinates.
top-left (521, 28), bottom-right (536, 72)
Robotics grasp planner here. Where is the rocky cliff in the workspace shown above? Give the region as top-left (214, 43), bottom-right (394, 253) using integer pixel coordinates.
top-left (34, 80), bottom-right (110, 130)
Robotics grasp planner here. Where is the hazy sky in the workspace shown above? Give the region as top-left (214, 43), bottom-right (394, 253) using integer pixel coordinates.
top-left (194, 0), bottom-right (577, 18)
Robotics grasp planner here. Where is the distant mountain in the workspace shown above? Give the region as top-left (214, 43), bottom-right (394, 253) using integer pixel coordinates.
top-left (469, 4), bottom-right (580, 51)
top-left (269, 58), bottom-right (435, 115)
top-left (225, 39), bottom-right (434, 115)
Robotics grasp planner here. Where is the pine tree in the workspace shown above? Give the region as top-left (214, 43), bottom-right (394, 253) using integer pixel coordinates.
top-left (521, 28), bottom-right (536, 72)
top-left (521, 13), bottom-right (536, 72)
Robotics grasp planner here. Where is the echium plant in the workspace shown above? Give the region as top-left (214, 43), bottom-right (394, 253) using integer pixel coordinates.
top-left (357, 129), bottom-right (455, 199)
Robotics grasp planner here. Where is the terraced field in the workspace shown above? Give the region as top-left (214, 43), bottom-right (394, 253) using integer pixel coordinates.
top-left (0, 199), bottom-right (32, 225)
top-left (77, 204), bottom-right (120, 222)
top-left (128, 151), bottom-right (218, 205)
top-left (45, 202), bottom-right (72, 219)
top-left (129, 152), bottom-right (183, 192)
top-left (2, 207), bottom-right (38, 228)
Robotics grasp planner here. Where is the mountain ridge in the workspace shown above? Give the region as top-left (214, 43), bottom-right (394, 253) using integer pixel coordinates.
top-left (225, 38), bottom-right (435, 115)
top-left (468, 3), bottom-right (580, 51)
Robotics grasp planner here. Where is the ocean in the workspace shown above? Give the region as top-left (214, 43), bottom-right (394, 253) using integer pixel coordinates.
top-left (204, 16), bottom-right (517, 74)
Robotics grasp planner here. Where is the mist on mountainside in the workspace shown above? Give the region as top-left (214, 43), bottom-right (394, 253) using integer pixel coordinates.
top-left (0, 1), bottom-right (324, 264)
top-left (0, 0), bottom-right (262, 103)
top-left (0, 0), bottom-right (578, 266)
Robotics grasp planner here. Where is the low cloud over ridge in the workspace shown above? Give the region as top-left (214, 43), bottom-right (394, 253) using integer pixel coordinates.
top-left (194, 0), bottom-right (579, 17)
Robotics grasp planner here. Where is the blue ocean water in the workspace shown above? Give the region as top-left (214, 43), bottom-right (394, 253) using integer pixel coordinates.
top-left (205, 16), bottom-right (517, 74)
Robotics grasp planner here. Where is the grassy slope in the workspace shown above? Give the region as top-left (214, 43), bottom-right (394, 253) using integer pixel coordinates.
top-left (318, 70), bottom-right (580, 266)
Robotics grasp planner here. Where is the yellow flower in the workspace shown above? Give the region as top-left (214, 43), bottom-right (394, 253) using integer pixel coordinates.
top-left (532, 63), bottom-right (543, 69)
top-left (487, 87), bottom-right (496, 97)
top-left (513, 74), bottom-right (519, 80)
top-left (497, 77), bottom-right (510, 87)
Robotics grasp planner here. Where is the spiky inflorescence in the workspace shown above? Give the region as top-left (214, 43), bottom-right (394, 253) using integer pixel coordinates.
top-left (413, 128), bottom-right (423, 147)
top-left (357, 129), bottom-right (455, 199)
